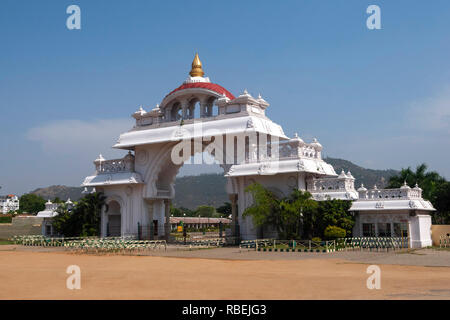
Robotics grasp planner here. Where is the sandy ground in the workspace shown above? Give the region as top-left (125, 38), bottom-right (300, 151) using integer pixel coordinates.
top-left (0, 246), bottom-right (449, 300)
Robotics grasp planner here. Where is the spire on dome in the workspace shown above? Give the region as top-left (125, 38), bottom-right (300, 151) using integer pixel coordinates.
top-left (189, 53), bottom-right (205, 77)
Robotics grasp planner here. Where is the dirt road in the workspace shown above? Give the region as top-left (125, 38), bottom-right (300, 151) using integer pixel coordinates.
top-left (1, 248), bottom-right (449, 299)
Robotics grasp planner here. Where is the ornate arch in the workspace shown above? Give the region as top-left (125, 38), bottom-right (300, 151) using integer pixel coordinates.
top-left (142, 138), bottom-right (232, 199)
top-left (105, 194), bottom-right (125, 212)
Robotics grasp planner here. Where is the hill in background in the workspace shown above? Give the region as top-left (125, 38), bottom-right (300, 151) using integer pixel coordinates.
top-left (29, 158), bottom-right (399, 209)
top-left (30, 185), bottom-right (84, 202)
top-left (324, 157), bottom-right (398, 189)
top-left (172, 174), bottom-right (228, 209)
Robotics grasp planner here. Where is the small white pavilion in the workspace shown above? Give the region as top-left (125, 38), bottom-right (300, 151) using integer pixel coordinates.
top-left (350, 182), bottom-right (434, 248)
top-left (37, 199), bottom-right (74, 236)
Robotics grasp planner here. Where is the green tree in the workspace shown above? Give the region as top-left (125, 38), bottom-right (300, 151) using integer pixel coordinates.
top-left (52, 192), bottom-right (106, 237)
top-left (316, 199), bottom-right (354, 238)
top-left (434, 182), bottom-right (450, 224)
top-left (52, 197), bottom-right (64, 204)
top-left (323, 225), bottom-right (346, 240)
top-left (216, 202), bottom-right (232, 217)
top-left (19, 194), bottom-right (46, 214)
top-left (170, 206), bottom-right (196, 217)
top-left (243, 183), bottom-right (354, 240)
top-left (170, 206), bottom-right (183, 217)
top-left (388, 163), bottom-right (445, 202)
top-left (243, 183), bottom-right (281, 232)
top-left (195, 205), bottom-right (217, 217)
top-left (279, 189), bottom-right (318, 239)
top-left (388, 163), bottom-right (450, 224)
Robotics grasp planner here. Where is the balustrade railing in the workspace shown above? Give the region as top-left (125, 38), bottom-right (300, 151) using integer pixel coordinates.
top-left (95, 153), bottom-right (135, 174)
top-left (359, 188), bottom-right (422, 200)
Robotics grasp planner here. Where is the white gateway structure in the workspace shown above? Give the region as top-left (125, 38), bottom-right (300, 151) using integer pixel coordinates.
top-left (82, 54), bottom-right (354, 240)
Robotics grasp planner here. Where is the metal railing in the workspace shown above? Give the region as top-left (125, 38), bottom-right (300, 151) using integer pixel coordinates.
top-left (439, 235), bottom-right (450, 248)
top-left (335, 237), bottom-right (410, 251)
top-left (173, 237), bottom-right (225, 247)
top-left (65, 238), bottom-right (167, 254)
top-left (240, 239), bottom-right (336, 253)
top-left (11, 235), bottom-right (167, 254)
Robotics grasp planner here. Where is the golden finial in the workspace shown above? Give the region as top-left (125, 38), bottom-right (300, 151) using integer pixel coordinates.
top-left (189, 53), bottom-right (205, 77)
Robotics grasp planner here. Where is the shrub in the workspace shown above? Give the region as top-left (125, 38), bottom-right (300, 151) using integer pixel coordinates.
top-left (311, 237), bottom-right (322, 242)
top-left (324, 225), bottom-right (346, 240)
top-left (0, 216), bottom-right (12, 224)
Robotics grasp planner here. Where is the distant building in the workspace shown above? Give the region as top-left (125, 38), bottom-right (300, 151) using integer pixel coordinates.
top-left (0, 194), bottom-right (19, 214)
top-left (37, 199), bottom-right (74, 236)
top-left (170, 217), bottom-right (231, 231)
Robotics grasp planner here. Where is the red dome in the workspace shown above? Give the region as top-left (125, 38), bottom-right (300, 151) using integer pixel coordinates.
top-left (165, 82), bottom-right (235, 100)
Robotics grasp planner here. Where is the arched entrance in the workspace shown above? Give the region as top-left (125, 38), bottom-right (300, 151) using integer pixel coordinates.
top-left (143, 138), bottom-right (238, 241)
top-left (107, 200), bottom-right (121, 237)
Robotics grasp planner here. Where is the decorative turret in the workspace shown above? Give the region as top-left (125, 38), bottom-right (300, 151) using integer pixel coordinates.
top-left (286, 132), bottom-right (305, 158)
top-left (311, 138), bottom-right (323, 152)
top-left (289, 132), bottom-right (304, 145)
top-left (189, 53), bottom-right (205, 77)
top-left (400, 181), bottom-right (411, 189)
top-left (357, 183), bottom-right (368, 199)
top-left (358, 183), bottom-right (367, 192)
top-left (216, 92), bottom-right (230, 107)
top-left (94, 154), bottom-right (105, 174)
top-left (133, 106), bottom-right (146, 119)
top-left (346, 171), bottom-right (355, 180)
top-left (65, 198), bottom-right (74, 210)
top-left (338, 170), bottom-right (347, 178)
top-left (256, 93), bottom-right (269, 109)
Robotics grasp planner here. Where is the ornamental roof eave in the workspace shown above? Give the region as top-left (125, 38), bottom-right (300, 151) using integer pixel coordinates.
top-left (112, 115), bottom-right (289, 149)
top-left (36, 210), bottom-right (59, 218)
top-left (349, 199), bottom-right (436, 212)
top-left (224, 158), bottom-right (337, 177)
top-left (82, 172), bottom-right (144, 187)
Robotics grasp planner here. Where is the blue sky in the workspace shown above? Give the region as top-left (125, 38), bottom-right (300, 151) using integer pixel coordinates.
top-left (1, 0), bottom-right (449, 195)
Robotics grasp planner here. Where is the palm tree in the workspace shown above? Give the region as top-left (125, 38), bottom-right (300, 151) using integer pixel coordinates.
top-left (78, 192), bottom-right (106, 236)
top-left (52, 192), bottom-right (106, 237)
top-left (388, 163), bottom-right (445, 202)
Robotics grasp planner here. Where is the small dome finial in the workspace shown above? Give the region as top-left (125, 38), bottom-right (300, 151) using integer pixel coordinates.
top-left (189, 53), bottom-right (204, 77)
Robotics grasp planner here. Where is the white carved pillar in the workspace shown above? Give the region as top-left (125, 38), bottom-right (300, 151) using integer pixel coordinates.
top-left (164, 199), bottom-right (171, 241)
top-left (229, 194), bottom-right (238, 238)
top-left (181, 100), bottom-right (189, 119)
top-left (200, 102), bottom-right (207, 118)
top-left (165, 106), bottom-right (172, 122)
top-left (144, 199), bottom-right (154, 240)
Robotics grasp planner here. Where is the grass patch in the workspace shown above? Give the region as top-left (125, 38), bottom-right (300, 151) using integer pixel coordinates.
top-left (0, 239), bottom-right (14, 245)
